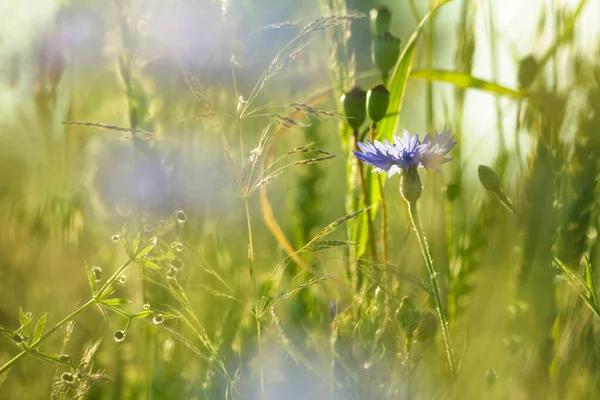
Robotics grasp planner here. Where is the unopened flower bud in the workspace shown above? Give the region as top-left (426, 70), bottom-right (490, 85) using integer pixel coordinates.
top-left (400, 167), bottom-right (423, 203)
top-left (367, 84), bottom-right (390, 123)
top-left (397, 296), bottom-right (421, 337)
top-left (370, 6), bottom-right (392, 36)
top-left (341, 87), bottom-right (367, 131)
top-left (518, 55), bottom-right (538, 89)
top-left (372, 33), bottom-right (401, 81)
top-left (445, 184), bottom-right (460, 202)
top-left (478, 165), bottom-right (502, 194)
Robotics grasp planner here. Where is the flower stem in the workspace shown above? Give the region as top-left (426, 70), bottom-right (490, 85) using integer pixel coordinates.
top-left (0, 258), bottom-right (134, 376)
top-left (405, 334), bottom-right (414, 400)
top-left (407, 200), bottom-right (457, 380)
top-left (369, 124), bottom-right (388, 264)
top-left (353, 130), bottom-right (378, 264)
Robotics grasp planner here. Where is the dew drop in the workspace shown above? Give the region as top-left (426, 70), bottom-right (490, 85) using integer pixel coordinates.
top-left (75, 372), bottom-right (83, 381)
top-left (143, 303), bottom-right (151, 311)
top-left (111, 234), bottom-right (120, 243)
top-left (166, 267), bottom-right (178, 279)
top-left (24, 312), bottom-right (32, 319)
top-left (117, 274), bottom-right (127, 284)
top-left (175, 210), bottom-right (187, 223)
top-left (113, 330), bottom-right (126, 342)
top-left (61, 372), bottom-right (74, 383)
top-left (170, 258), bottom-right (184, 271)
top-left (59, 354), bottom-right (71, 363)
top-left (92, 266), bottom-right (102, 281)
top-left (12, 333), bottom-right (24, 344)
top-left (171, 242), bottom-right (184, 252)
top-left (152, 314), bottom-right (165, 325)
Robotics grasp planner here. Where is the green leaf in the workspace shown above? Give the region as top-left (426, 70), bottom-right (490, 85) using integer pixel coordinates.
top-left (131, 310), bottom-right (153, 319)
top-left (85, 263), bottom-right (97, 295)
top-left (377, 1), bottom-right (453, 143)
top-left (410, 69), bottom-right (525, 98)
top-left (100, 298), bottom-right (131, 306)
top-left (131, 232), bottom-right (141, 255)
top-left (584, 256), bottom-right (598, 307)
top-left (143, 260), bottom-right (161, 270)
top-left (33, 314), bottom-right (47, 343)
top-left (135, 237), bottom-right (157, 260)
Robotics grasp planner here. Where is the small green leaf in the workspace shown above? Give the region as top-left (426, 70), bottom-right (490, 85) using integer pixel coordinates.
top-left (584, 256), bottom-right (598, 307)
top-left (33, 314), bottom-right (47, 343)
top-left (131, 310), bottom-right (152, 319)
top-left (96, 304), bottom-right (111, 327)
top-left (143, 260), bottom-right (161, 270)
top-left (135, 237), bottom-right (157, 260)
top-left (19, 307), bottom-right (26, 326)
top-left (85, 263), bottom-right (97, 295)
top-left (131, 232), bottom-right (141, 255)
top-left (100, 298), bottom-right (131, 306)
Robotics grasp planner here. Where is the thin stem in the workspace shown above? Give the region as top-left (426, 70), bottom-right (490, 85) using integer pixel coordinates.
top-left (407, 200), bottom-right (457, 380)
top-left (370, 124), bottom-right (388, 264)
top-left (244, 196), bottom-right (263, 398)
top-left (0, 258), bottom-right (135, 376)
top-left (405, 334), bottom-right (413, 400)
top-left (353, 130), bottom-right (378, 263)
top-left (243, 197), bottom-right (257, 291)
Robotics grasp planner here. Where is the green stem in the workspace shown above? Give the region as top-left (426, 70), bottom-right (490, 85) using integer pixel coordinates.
top-left (0, 258), bottom-right (134, 376)
top-left (407, 200), bottom-right (457, 380)
top-left (244, 197), bottom-right (257, 291)
top-left (405, 334), bottom-right (413, 400)
top-left (353, 130), bottom-right (378, 263)
top-left (370, 124), bottom-right (388, 264)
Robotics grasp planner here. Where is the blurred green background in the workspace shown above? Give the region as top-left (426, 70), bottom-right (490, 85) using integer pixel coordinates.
top-left (1, 0), bottom-right (600, 399)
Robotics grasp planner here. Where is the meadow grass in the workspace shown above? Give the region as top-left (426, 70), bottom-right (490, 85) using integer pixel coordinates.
top-left (1, 0), bottom-right (600, 399)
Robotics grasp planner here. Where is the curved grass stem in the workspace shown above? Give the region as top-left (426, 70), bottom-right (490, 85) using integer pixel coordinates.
top-left (407, 200), bottom-right (457, 380)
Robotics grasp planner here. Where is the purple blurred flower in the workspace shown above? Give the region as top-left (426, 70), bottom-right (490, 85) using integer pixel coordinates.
top-left (418, 127), bottom-right (457, 172)
top-left (353, 128), bottom-right (456, 176)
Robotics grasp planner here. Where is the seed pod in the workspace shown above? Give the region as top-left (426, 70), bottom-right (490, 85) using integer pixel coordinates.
top-left (366, 84), bottom-right (390, 123)
top-left (397, 296), bottom-right (421, 337)
top-left (370, 6), bottom-right (392, 36)
top-left (478, 165), bottom-right (502, 194)
top-left (517, 55), bottom-right (538, 88)
top-left (340, 87), bottom-right (367, 131)
top-left (372, 32), bottom-right (401, 80)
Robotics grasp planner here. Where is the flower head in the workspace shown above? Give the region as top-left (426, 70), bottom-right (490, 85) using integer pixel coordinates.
top-left (353, 128), bottom-right (456, 176)
top-left (354, 130), bottom-right (420, 176)
top-left (418, 127), bottom-right (457, 172)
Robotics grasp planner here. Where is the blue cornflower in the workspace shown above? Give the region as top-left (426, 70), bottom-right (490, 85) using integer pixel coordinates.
top-left (354, 130), bottom-right (420, 176)
top-left (418, 126), bottom-right (457, 172)
top-left (353, 128), bottom-right (456, 176)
